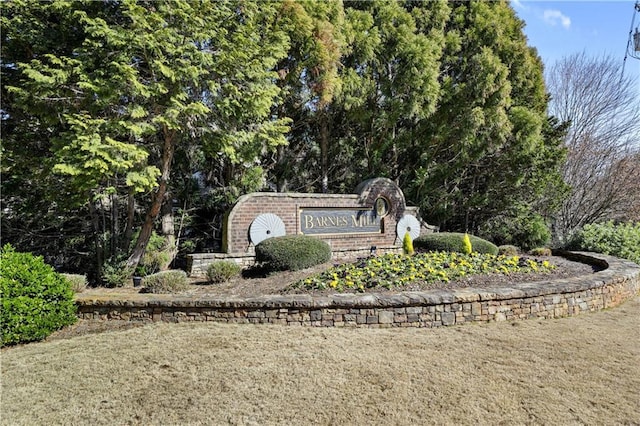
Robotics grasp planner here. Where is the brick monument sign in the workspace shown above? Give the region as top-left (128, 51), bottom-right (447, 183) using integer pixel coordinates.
top-left (187, 178), bottom-right (433, 276)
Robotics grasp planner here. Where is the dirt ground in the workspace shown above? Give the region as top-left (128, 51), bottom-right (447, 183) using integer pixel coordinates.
top-left (2, 295), bottom-right (638, 425)
top-left (80, 255), bottom-right (598, 299)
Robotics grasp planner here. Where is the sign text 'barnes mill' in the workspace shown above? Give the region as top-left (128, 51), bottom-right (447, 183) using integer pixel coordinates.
top-left (299, 208), bottom-right (382, 235)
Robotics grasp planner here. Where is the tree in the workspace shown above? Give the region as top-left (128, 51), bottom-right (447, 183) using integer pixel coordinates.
top-left (266, 0), bottom-right (448, 194)
top-left (547, 52), bottom-right (640, 243)
top-left (405, 0), bottom-right (566, 235)
top-left (337, 0), bottom-right (446, 182)
top-left (2, 0), bottom-right (291, 275)
top-left (267, 0), bottom-right (346, 193)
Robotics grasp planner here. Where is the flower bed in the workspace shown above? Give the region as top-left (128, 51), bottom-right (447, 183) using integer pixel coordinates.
top-left (292, 252), bottom-right (555, 293)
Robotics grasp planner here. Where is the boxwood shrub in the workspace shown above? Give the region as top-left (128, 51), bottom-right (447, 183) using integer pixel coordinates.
top-left (255, 235), bottom-right (331, 271)
top-left (414, 233), bottom-right (499, 255)
top-left (1, 244), bottom-right (77, 346)
top-left (498, 245), bottom-right (520, 256)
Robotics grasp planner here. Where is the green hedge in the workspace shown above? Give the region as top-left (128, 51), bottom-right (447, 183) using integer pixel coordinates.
top-left (1, 245), bottom-right (77, 346)
top-left (569, 221), bottom-right (640, 264)
top-left (256, 235), bottom-right (331, 271)
top-left (414, 233), bottom-right (499, 255)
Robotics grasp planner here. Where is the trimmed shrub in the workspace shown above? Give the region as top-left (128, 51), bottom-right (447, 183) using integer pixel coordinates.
top-left (414, 233), bottom-right (499, 255)
top-left (207, 261), bottom-right (242, 283)
top-left (1, 244), bottom-right (77, 346)
top-left (135, 231), bottom-right (170, 276)
top-left (529, 247), bottom-right (552, 256)
top-left (498, 245), bottom-right (520, 256)
top-left (569, 221), bottom-right (640, 264)
top-left (61, 273), bottom-right (88, 293)
top-left (142, 270), bottom-right (189, 294)
top-left (462, 233), bottom-right (472, 255)
top-left (402, 232), bottom-right (414, 256)
top-left (256, 235), bottom-right (331, 272)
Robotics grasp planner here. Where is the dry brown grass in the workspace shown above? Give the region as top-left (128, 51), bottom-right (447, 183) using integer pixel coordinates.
top-left (2, 297), bottom-right (639, 425)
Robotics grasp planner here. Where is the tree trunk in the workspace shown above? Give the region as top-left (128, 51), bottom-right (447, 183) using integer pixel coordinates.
top-left (126, 127), bottom-right (176, 270)
top-left (110, 191), bottom-right (118, 259)
top-left (123, 191), bottom-right (135, 252)
top-left (319, 110), bottom-right (329, 193)
top-left (160, 194), bottom-right (177, 270)
top-left (88, 199), bottom-right (104, 279)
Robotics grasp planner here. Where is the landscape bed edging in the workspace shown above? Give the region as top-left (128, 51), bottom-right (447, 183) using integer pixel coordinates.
top-left (76, 252), bottom-right (640, 328)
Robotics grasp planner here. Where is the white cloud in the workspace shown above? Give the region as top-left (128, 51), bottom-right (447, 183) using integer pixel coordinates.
top-left (510, 0), bottom-right (527, 10)
top-left (543, 9), bottom-right (571, 29)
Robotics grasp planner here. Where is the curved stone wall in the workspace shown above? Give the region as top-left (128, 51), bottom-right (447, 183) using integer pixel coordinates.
top-left (76, 253), bottom-right (640, 327)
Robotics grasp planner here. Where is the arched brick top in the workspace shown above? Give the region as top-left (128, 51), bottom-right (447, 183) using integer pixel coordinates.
top-left (355, 178), bottom-right (406, 220)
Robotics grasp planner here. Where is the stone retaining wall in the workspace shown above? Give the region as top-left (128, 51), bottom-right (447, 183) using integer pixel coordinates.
top-left (76, 253), bottom-right (640, 327)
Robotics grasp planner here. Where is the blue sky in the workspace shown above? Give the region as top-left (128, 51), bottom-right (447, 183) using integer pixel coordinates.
top-left (512, 0), bottom-right (640, 80)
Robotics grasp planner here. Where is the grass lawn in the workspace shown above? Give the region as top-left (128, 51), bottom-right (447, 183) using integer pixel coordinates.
top-left (2, 296), bottom-right (639, 425)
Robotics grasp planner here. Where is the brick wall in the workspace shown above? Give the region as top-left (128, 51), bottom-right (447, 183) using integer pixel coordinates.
top-left (223, 178), bottom-right (408, 254)
top-left (187, 178), bottom-right (429, 276)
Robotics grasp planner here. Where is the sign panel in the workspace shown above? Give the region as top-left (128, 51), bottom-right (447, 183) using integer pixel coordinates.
top-left (299, 208), bottom-right (382, 235)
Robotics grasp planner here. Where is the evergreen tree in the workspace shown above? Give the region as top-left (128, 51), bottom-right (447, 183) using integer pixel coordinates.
top-left (406, 0), bottom-right (566, 234)
top-left (2, 0), bottom-right (290, 274)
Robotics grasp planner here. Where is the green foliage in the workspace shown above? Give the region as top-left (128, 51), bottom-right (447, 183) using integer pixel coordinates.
top-left (206, 261), bottom-right (242, 284)
top-left (292, 251), bottom-right (555, 293)
top-left (2, 0), bottom-right (569, 276)
top-left (569, 222), bottom-right (640, 264)
top-left (463, 233), bottom-right (472, 255)
top-left (2, 0), bottom-right (292, 274)
top-left (61, 273), bottom-right (88, 293)
top-left (402, 233), bottom-right (415, 256)
top-left (529, 247), bottom-right (552, 256)
top-left (498, 245), bottom-right (520, 256)
top-left (134, 231), bottom-right (169, 276)
top-left (102, 259), bottom-right (133, 288)
top-left (142, 270), bottom-right (189, 294)
top-left (406, 1), bottom-right (566, 235)
top-left (0, 245), bottom-right (77, 346)
top-left (414, 233), bottom-right (498, 255)
top-left (478, 205), bottom-right (551, 251)
top-left (256, 236), bottom-right (331, 272)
